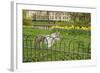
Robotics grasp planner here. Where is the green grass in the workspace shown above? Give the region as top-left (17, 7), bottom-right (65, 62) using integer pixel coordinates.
top-left (32, 21), bottom-right (49, 25)
top-left (23, 26), bottom-right (91, 62)
top-left (31, 21), bottom-right (90, 27)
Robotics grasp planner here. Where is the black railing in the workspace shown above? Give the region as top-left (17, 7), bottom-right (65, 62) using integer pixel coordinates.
top-left (23, 35), bottom-right (91, 62)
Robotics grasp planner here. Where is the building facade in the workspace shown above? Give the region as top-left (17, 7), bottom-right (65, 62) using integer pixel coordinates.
top-left (24, 10), bottom-right (71, 21)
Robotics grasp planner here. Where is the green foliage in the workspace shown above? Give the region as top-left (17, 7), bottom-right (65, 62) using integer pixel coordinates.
top-left (23, 19), bottom-right (32, 26)
top-left (68, 12), bottom-right (91, 26)
top-left (23, 26), bottom-right (91, 62)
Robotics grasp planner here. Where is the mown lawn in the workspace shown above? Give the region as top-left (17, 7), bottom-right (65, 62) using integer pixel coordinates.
top-left (23, 26), bottom-right (91, 62)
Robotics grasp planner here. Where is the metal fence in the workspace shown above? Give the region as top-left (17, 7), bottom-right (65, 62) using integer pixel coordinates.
top-left (23, 35), bottom-right (91, 62)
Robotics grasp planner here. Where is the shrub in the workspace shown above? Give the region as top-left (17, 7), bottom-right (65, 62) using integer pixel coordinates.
top-left (23, 19), bottom-right (32, 26)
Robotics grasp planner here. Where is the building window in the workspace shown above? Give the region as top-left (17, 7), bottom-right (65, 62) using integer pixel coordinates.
top-left (52, 16), bottom-right (54, 20)
top-left (63, 17), bottom-right (65, 19)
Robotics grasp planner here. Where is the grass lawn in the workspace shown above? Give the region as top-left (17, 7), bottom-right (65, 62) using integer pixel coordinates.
top-left (23, 26), bottom-right (91, 62)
